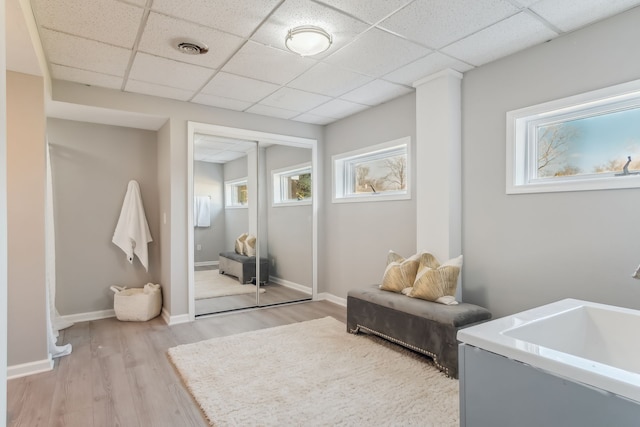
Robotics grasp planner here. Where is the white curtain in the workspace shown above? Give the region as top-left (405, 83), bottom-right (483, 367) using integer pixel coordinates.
top-left (46, 141), bottom-right (73, 359)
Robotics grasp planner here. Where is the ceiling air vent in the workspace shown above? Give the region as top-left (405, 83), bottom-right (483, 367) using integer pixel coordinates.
top-left (176, 41), bottom-right (209, 55)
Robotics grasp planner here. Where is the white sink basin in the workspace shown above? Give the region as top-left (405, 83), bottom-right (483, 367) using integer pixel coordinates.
top-left (458, 299), bottom-right (640, 403)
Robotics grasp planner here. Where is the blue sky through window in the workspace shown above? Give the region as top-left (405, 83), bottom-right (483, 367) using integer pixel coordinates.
top-left (537, 106), bottom-right (640, 177)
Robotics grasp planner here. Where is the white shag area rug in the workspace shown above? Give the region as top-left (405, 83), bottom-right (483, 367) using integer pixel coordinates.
top-left (168, 316), bottom-right (459, 426)
top-left (194, 270), bottom-right (265, 300)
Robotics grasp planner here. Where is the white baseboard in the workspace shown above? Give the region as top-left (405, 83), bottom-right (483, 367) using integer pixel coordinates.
top-left (195, 260), bottom-right (218, 267)
top-left (269, 276), bottom-right (312, 295)
top-left (61, 309), bottom-right (115, 324)
top-left (315, 292), bottom-right (347, 307)
top-left (8, 356), bottom-right (54, 380)
top-left (161, 307), bottom-right (191, 326)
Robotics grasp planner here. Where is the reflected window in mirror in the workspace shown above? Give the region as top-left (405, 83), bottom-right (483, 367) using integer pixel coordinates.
top-left (272, 162), bottom-right (312, 206)
top-left (225, 177), bottom-right (248, 208)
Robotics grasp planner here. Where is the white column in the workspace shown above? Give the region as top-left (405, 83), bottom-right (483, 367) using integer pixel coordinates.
top-left (414, 69), bottom-right (463, 299)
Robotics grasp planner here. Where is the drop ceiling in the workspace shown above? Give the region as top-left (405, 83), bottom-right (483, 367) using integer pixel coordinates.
top-left (26, 0), bottom-right (640, 125)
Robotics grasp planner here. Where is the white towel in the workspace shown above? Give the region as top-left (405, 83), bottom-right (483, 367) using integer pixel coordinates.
top-left (112, 180), bottom-right (153, 271)
top-left (194, 196), bottom-right (211, 227)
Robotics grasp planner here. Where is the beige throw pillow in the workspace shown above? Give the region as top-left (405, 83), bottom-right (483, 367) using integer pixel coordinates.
top-left (380, 251), bottom-right (421, 293)
top-left (244, 234), bottom-right (257, 257)
top-left (235, 233), bottom-right (248, 255)
top-left (410, 255), bottom-right (463, 303)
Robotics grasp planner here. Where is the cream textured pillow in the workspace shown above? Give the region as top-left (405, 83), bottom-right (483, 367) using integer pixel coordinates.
top-left (235, 233), bottom-right (248, 255)
top-left (380, 251), bottom-right (421, 293)
top-left (410, 255), bottom-right (463, 303)
top-left (244, 234), bottom-right (257, 257)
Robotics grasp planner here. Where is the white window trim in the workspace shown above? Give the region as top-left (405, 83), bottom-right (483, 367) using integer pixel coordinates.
top-left (332, 137), bottom-right (411, 203)
top-left (507, 79), bottom-right (640, 195)
top-left (224, 177), bottom-right (248, 209)
top-left (272, 162), bottom-right (312, 207)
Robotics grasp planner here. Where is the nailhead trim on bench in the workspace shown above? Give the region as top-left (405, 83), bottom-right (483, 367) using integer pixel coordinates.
top-left (349, 324), bottom-right (451, 377)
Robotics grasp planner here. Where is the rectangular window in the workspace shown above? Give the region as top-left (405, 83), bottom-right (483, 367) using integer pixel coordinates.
top-left (225, 177), bottom-right (248, 208)
top-left (272, 163), bottom-right (312, 206)
top-left (507, 79), bottom-right (640, 194)
top-left (333, 137), bottom-right (410, 203)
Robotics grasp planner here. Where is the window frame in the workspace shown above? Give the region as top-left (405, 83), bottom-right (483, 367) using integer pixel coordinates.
top-left (506, 79), bottom-right (640, 194)
top-left (224, 177), bottom-right (248, 209)
top-left (272, 162), bottom-right (312, 207)
top-left (332, 137), bottom-right (411, 203)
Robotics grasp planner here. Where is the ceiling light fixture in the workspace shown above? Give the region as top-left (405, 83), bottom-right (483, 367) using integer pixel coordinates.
top-left (285, 25), bottom-right (332, 57)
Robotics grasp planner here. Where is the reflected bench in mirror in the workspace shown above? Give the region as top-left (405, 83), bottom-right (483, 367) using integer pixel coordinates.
top-left (219, 251), bottom-right (269, 284)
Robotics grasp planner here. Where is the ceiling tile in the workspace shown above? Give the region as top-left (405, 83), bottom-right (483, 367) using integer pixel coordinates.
top-left (151, 0), bottom-right (282, 37)
top-left (259, 87), bottom-right (332, 112)
top-left (530, 0), bottom-right (640, 32)
top-left (341, 79), bottom-right (413, 106)
top-left (292, 113), bottom-right (335, 125)
top-left (306, 98), bottom-right (369, 118)
top-left (118, 0), bottom-right (146, 5)
top-left (125, 79), bottom-right (195, 101)
top-left (51, 64), bottom-right (123, 90)
top-left (246, 104), bottom-right (299, 120)
top-left (288, 62), bottom-right (372, 97)
top-left (191, 93), bottom-right (254, 111)
top-left (442, 12), bottom-right (558, 67)
top-left (510, 0), bottom-right (539, 7)
top-left (221, 41), bottom-right (317, 85)
top-left (32, 0), bottom-right (143, 48)
top-left (250, 0), bottom-right (370, 60)
top-left (128, 53), bottom-right (215, 90)
top-left (324, 27), bottom-right (431, 77)
top-left (39, 29), bottom-right (131, 76)
top-left (315, 0), bottom-right (414, 25)
top-left (200, 72), bottom-right (280, 103)
top-left (378, 0), bottom-right (519, 49)
top-left (383, 52), bottom-right (474, 85)
top-left (138, 13), bottom-right (245, 69)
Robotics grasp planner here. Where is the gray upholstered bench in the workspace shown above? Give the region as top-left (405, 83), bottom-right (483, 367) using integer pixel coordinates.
top-left (218, 251), bottom-right (269, 284)
top-left (347, 284), bottom-right (491, 378)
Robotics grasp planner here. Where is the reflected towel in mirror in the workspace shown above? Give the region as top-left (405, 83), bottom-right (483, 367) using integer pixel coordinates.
top-left (194, 196), bottom-right (211, 227)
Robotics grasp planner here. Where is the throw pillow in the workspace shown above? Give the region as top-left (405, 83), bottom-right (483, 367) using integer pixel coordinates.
top-left (410, 255), bottom-right (463, 303)
top-left (244, 234), bottom-right (257, 257)
top-left (235, 233), bottom-right (248, 255)
top-left (380, 251), bottom-right (421, 293)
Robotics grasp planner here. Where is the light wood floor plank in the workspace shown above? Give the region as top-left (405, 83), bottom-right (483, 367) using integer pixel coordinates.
top-left (48, 322), bottom-right (94, 427)
top-left (7, 300), bottom-right (346, 426)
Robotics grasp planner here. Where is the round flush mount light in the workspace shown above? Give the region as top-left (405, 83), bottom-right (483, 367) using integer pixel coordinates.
top-left (285, 25), bottom-right (332, 57)
top-left (176, 40), bottom-right (209, 55)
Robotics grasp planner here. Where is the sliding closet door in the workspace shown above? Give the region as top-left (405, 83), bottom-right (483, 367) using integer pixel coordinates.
top-left (193, 135), bottom-right (258, 315)
top-left (256, 142), bottom-right (313, 306)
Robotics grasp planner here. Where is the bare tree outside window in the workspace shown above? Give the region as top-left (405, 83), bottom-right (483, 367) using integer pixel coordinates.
top-left (383, 156), bottom-right (406, 189)
top-left (537, 123), bottom-right (580, 177)
top-left (354, 154), bottom-right (407, 193)
top-left (289, 173), bottom-right (311, 200)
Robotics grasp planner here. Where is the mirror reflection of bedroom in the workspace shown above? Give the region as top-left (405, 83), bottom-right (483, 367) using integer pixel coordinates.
top-left (193, 132), bottom-right (314, 316)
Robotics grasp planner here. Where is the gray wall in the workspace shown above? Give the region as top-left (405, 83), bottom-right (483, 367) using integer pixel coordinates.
top-left (48, 118), bottom-right (160, 315)
top-left (7, 72), bottom-right (48, 366)
top-left (462, 6), bottom-right (640, 318)
top-left (322, 93), bottom-right (417, 299)
top-left (223, 155), bottom-right (249, 251)
top-left (266, 144), bottom-right (312, 287)
top-left (194, 161), bottom-right (225, 263)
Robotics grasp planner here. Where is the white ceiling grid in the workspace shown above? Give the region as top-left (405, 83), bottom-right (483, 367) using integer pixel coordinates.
top-left (31, 0), bottom-right (640, 125)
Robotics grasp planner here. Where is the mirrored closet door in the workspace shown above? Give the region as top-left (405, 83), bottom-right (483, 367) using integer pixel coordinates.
top-left (189, 123), bottom-right (317, 317)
